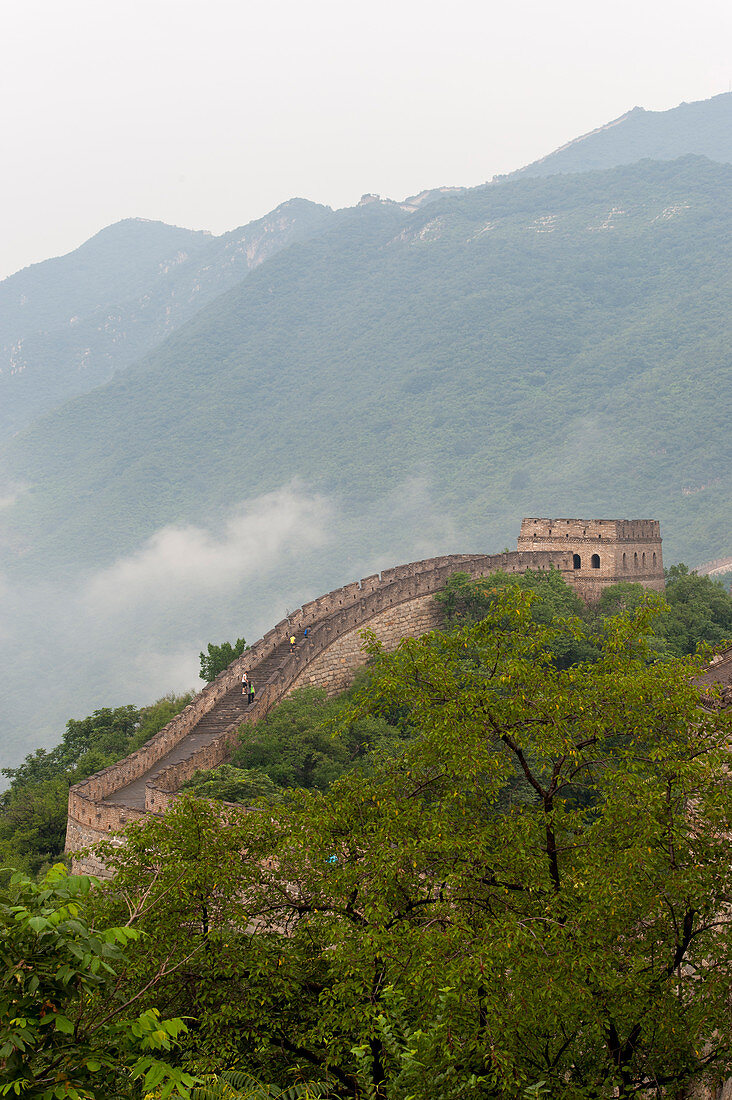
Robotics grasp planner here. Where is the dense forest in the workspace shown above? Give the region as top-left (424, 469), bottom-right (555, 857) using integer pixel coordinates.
top-left (3, 570), bottom-right (732, 1098)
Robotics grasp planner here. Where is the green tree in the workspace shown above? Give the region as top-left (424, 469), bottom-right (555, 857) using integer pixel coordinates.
top-left (598, 569), bottom-right (732, 659)
top-left (661, 564), bottom-right (732, 656)
top-left (229, 685), bottom-right (403, 792)
top-left (182, 764), bottom-right (284, 805)
top-left (93, 800), bottom-right (300, 1086)
top-left (185, 1070), bottom-right (329, 1098)
top-left (594, 580), bottom-right (650, 618)
top-left (0, 696), bottom-right (192, 875)
top-left (0, 864), bottom-right (195, 1099)
top-left (3, 707), bottom-right (141, 789)
top-left (592, 582), bottom-right (669, 661)
top-left (96, 591), bottom-right (732, 1098)
top-left (199, 640), bottom-right (248, 683)
top-left (435, 569), bottom-right (598, 666)
top-left (0, 778), bottom-right (69, 877)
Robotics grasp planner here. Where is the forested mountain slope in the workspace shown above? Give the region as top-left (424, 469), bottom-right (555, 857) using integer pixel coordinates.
top-left (509, 92), bottom-right (732, 179)
top-left (0, 200), bottom-right (333, 439)
top-left (4, 94), bottom-right (729, 446)
top-left (1, 156), bottom-right (729, 576)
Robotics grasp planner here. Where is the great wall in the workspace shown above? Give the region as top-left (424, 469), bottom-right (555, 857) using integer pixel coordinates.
top-left (67, 517), bottom-right (670, 874)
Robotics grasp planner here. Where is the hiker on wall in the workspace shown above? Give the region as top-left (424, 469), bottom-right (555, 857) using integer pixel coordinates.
top-left (241, 671), bottom-right (249, 696)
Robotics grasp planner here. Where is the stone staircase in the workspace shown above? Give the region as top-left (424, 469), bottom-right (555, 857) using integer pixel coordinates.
top-left (104, 636), bottom-right (295, 810)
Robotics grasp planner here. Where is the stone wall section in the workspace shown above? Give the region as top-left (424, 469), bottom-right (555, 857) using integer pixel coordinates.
top-left (697, 646), bottom-right (732, 710)
top-left (288, 593), bottom-right (442, 697)
top-left (139, 552), bottom-right (574, 806)
top-left (67, 520), bottom-right (665, 874)
top-left (281, 549), bottom-right (582, 700)
top-left (65, 819), bottom-right (132, 879)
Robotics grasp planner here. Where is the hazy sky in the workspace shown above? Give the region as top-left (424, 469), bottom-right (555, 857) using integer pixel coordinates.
top-left (1, 0), bottom-right (729, 281)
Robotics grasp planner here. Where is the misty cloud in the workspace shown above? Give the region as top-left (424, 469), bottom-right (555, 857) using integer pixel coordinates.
top-left (0, 484), bottom-right (336, 771)
top-left (127, 644), bottom-right (203, 704)
top-left (0, 475), bottom-right (29, 510)
top-left (359, 475), bottom-right (460, 573)
top-left (84, 484), bottom-right (333, 615)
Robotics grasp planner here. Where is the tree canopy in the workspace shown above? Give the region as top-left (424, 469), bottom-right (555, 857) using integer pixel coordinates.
top-left (438, 566), bottom-right (732, 666)
top-left (0, 864), bottom-right (193, 1099)
top-left (93, 589), bottom-right (732, 1098)
top-left (660, 564), bottom-right (732, 655)
top-left (199, 639), bottom-right (248, 683)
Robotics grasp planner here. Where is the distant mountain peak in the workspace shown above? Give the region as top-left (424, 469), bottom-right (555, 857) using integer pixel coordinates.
top-left (81, 217), bottom-right (212, 247)
top-left (505, 91), bottom-right (732, 180)
top-left (0, 199), bottom-right (335, 439)
top-left (225, 197), bottom-right (332, 240)
top-left (530, 109), bottom-right (638, 163)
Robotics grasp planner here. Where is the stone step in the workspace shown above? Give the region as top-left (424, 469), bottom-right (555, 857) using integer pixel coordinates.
top-left (102, 635), bottom-right (312, 808)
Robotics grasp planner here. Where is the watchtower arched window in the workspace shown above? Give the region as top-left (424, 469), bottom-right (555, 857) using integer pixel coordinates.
top-left (634, 552), bottom-right (639, 570)
top-left (653, 552), bottom-right (657, 567)
top-left (622, 552), bottom-right (627, 569)
top-left (642, 552), bottom-right (646, 567)
top-left (591, 553), bottom-right (600, 569)
top-left (573, 553), bottom-right (581, 570)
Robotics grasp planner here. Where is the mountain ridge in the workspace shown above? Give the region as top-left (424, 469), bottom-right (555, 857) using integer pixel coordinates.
top-left (505, 92), bottom-right (732, 179)
top-left (3, 92), bottom-right (728, 445)
top-left (0, 199), bottom-right (334, 439)
top-left (1, 155), bottom-right (728, 575)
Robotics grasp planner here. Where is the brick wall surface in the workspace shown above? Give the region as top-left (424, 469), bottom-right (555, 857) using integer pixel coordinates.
top-left (287, 593), bottom-right (442, 697)
top-left (65, 818), bottom-right (135, 878)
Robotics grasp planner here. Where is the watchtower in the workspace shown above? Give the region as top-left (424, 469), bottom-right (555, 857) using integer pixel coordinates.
top-left (516, 517), bottom-right (664, 603)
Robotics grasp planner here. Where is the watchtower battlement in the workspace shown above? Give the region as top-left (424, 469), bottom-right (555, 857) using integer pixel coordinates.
top-left (518, 517), bottom-right (664, 603)
top-left (615, 520), bottom-right (661, 541)
top-left (519, 518), bottom-right (661, 542)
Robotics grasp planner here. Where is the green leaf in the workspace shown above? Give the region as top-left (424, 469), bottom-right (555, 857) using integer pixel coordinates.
top-left (27, 915), bottom-right (50, 933)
